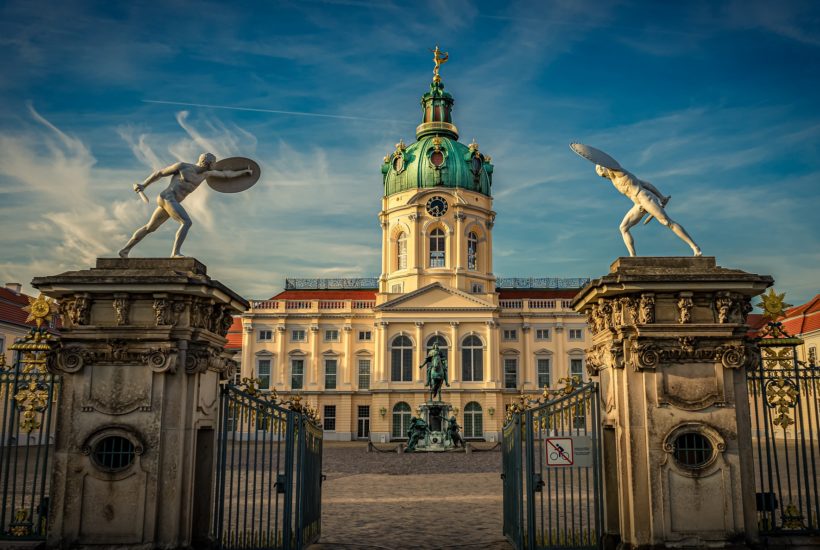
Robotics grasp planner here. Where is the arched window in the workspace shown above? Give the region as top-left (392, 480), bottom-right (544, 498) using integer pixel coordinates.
top-left (392, 402), bottom-right (412, 439)
top-left (391, 335), bottom-right (413, 382)
top-left (463, 402), bottom-right (483, 439)
top-left (467, 231), bottom-right (478, 270)
top-left (429, 228), bottom-right (445, 267)
top-left (426, 335), bottom-right (449, 367)
top-left (397, 232), bottom-right (407, 270)
top-left (461, 335), bottom-right (484, 381)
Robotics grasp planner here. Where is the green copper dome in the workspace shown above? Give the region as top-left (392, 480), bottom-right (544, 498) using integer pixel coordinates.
top-left (381, 73), bottom-right (493, 197)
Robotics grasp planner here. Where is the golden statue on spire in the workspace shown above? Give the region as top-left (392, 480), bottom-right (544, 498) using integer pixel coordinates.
top-left (431, 45), bottom-right (449, 83)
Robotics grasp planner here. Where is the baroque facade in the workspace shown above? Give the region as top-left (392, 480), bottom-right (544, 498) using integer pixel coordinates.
top-left (236, 64), bottom-right (590, 441)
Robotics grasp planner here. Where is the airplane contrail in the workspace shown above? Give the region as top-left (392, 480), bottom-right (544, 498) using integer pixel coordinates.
top-left (142, 100), bottom-right (409, 124)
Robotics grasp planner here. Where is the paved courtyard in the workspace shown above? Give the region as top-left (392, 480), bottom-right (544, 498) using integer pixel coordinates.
top-left (309, 442), bottom-right (512, 549)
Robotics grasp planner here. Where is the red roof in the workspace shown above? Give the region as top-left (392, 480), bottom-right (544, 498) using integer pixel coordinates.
top-left (225, 317), bottom-right (242, 350)
top-left (779, 295), bottom-right (820, 335)
top-left (750, 295), bottom-right (820, 338)
top-left (0, 287), bottom-right (37, 328)
top-left (270, 290), bottom-right (377, 300)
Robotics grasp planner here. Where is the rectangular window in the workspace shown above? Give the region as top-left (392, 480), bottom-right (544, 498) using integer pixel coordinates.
top-left (569, 328), bottom-right (583, 340)
top-left (324, 329), bottom-right (339, 342)
top-left (358, 330), bottom-right (372, 341)
top-left (323, 405), bottom-right (336, 431)
top-left (325, 359), bottom-right (337, 389)
top-left (470, 283), bottom-right (484, 293)
top-left (570, 358), bottom-right (584, 381)
top-left (535, 328), bottom-right (550, 340)
top-left (504, 358), bottom-right (518, 389)
top-left (291, 359), bottom-right (304, 389)
top-left (391, 283), bottom-right (403, 293)
top-left (537, 358), bottom-right (551, 388)
top-left (358, 359), bottom-right (371, 390)
top-left (257, 359), bottom-right (271, 390)
top-left (291, 329), bottom-right (306, 342)
top-left (503, 329), bottom-right (517, 341)
top-left (258, 329), bottom-right (273, 341)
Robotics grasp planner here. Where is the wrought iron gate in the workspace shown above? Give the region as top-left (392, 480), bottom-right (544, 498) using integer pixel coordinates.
top-left (502, 381), bottom-right (603, 549)
top-left (0, 325), bottom-right (59, 541)
top-left (213, 381), bottom-right (323, 549)
top-left (748, 322), bottom-right (819, 536)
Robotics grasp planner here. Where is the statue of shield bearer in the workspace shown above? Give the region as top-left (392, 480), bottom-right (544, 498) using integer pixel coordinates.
top-left (570, 143), bottom-right (701, 257)
top-left (119, 153), bottom-right (261, 258)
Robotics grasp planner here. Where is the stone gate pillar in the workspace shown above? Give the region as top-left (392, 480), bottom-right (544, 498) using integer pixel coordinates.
top-left (33, 258), bottom-right (247, 548)
top-left (572, 257), bottom-right (771, 548)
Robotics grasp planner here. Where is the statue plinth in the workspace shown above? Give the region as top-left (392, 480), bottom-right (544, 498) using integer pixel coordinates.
top-left (33, 257), bottom-right (247, 548)
top-left (417, 400), bottom-right (452, 451)
top-left (573, 257), bottom-right (771, 548)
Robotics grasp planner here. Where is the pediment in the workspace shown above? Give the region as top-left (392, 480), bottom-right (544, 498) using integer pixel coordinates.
top-left (376, 283), bottom-right (496, 312)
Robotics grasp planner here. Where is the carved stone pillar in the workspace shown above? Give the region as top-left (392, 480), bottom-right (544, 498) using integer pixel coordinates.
top-left (34, 258), bottom-right (247, 549)
top-left (573, 257), bottom-right (771, 548)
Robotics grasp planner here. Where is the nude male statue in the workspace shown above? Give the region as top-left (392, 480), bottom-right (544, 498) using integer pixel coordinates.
top-left (594, 164), bottom-right (701, 257)
top-left (570, 143), bottom-right (701, 257)
top-left (118, 153), bottom-right (252, 258)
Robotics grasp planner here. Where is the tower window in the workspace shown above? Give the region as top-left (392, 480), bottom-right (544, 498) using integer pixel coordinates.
top-left (430, 228), bottom-right (445, 267)
top-left (397, 232), bottom-right (407, 270)
top-left (467, 232), bottom-right (478, 270)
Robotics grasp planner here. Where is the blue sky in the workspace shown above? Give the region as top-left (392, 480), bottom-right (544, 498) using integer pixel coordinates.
top-left (0, 0), bottom-right (818, 305)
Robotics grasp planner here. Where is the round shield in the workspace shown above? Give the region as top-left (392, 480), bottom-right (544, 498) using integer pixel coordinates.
top-left (206, 157), bottom-right (261, 193)
top-left (569, 143), bottom-right (622, 170)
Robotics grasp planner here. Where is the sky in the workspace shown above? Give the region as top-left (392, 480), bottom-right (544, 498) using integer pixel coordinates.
top-left (0, 0), bottom-right (818, 306)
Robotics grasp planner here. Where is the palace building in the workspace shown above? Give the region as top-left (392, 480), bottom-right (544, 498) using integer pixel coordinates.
top-left (234, 55), bottom-right (590, 442)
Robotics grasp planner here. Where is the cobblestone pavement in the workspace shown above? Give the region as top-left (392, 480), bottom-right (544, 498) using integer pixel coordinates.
top-left (309, 442), bottom-right (512, 549)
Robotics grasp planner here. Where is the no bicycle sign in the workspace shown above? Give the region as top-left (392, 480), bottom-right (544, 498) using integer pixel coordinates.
top-left (545, 438), bottom-right (573, 466)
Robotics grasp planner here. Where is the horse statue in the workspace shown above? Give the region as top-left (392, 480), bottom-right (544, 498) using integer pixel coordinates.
top-left (419, 343), bottom-right (449, 401)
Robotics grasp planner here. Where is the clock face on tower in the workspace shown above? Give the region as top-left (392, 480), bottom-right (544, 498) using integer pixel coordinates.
top-left (426, 196), bottom-right (449, 217)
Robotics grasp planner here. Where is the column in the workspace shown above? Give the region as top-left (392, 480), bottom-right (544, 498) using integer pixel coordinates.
top-left (454, 212), bottom-right (465, 288)
top-left (485, 320), bottom-right (498, 384)
top-left (449, 321), bottom-right (460, 382)
top-left (521, 324), bottom-right (531, 388)
top-left (574, 256), bottom-right (771, 548)
top-left (376, 321), bottom-right (388, 384)
top-left (275, 325), bottom-right (286, 386)
top-left (414, 322), bottom-right (425, 383)
top-left (309, 324), bottom-right (319, 387)
top-left (343, 324), bottom-right (353, 386)
top-left (241, 320), bottom-right (254, 380)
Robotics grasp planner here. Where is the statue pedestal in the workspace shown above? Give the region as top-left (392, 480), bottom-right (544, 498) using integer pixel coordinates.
top-left (573, 257), bottom-right (771, 548)
top-left (33, 258), bottom-right (247, 548)
top-left (416, 400), bottom-right (454, 451)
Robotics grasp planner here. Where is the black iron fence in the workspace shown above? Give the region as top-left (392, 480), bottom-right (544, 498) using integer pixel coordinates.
top-left (0, 327), bottom-right (59, 541)
top-left (502, 381), bottom-right (603, 549)
top-left (213, 382), bottom-right (323, 549)
top-left (748, 322), bottom-right (820, 536)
